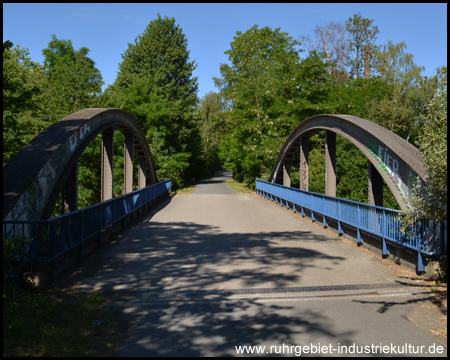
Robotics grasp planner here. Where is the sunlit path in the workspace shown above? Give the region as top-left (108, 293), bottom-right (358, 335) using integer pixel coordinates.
top-left (71, 177), bottom-right (445, 357)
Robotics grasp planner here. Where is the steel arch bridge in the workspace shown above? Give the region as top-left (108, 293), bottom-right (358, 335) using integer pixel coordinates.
top-left (269, 114), bottom-right (427, 212)
top-left (3, 108), bottom-right (158, 221)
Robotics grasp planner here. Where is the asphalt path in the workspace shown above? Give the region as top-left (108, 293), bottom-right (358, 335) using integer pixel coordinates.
top-left (192, 175), bottom-right (236, 194)
top-left (74, 177), bottom-right (446, 357)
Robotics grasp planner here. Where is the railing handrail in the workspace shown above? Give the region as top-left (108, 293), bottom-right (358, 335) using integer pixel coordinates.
top-left (255, 179), bottom-right (446, 272)
top-left (3, 179), bottom-right (172, 225)
top-left (256, 179), bottom-right (402, 213)
top-left (3, 179), bottom-right (172, 267)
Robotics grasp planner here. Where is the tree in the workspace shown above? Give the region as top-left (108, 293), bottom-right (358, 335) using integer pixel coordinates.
top-left (299, 21), bottom-right (351, 82)
top-left (39, 35), bottom-right (103, 123)
top-left (197, 91), bottom-right (225, 177)
top-left (345, 13), bottom-right (379, 79)
top-left (40, 35), bottom-right (104, 212)
top-left (308, 69), bottom-right (402, 207)
top-left (409, 67), bottom-right (447, 221)
top-left (3, 41), bottom-right (45, 165)
top-left (108, 14), bottom-right (201, 189)
top-left (403, 66), bottom-right (447, 281)
top-left (374, 40), bottom-right (440, 142)
top-left (218, 25), bottom-right (330, 185)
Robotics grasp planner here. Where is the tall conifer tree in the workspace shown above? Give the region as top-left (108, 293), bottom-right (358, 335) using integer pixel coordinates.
top-left (110, 14), bottom-right (201, 188)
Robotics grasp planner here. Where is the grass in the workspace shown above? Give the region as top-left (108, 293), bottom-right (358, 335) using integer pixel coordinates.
top-left (3, 287), bottom-right (127, 357)
top-left (174, 178), bottom-right (255, 194)
top-left (225, 178), bottom-right (254, 194)
top-left (174, 184), bottom-right (195, 194)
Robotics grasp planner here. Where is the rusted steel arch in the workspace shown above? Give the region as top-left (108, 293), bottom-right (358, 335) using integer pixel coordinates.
top-left (269, 114), bottom-right (427, 212)
top-left (3, 108), bottom-right (157, 221)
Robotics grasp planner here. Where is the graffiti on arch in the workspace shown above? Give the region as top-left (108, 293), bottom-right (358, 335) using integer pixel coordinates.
top-left (367, 139), bottom-right (419, 201)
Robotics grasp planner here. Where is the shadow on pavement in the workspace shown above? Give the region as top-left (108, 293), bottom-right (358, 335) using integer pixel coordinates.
top-left (73, 219), bottom-right (360, 356)
top-left (84, 221), bottom-right (345, 297)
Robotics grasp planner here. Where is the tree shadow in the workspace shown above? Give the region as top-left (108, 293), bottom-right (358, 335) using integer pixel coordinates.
top-left (113, 299), bottom-right (356, 357)
top-left (352, 295), bottom-right (438, 315)
top-left (71, 218), bottom-right (361, 356)
top-left (77, 220), bottom-right (346, 297)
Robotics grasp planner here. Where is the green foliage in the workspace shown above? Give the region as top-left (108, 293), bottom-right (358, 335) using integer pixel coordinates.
top-left (3, 41), bottom-right (47, 166)
top-left (41, 35), bottom-right (104, 211)
top-left (299, 21), bottom-right (351, 82)
top-left (407, 67), bottom-right (447, 221)
top-left (215, 21), bottom-right (433, 211)
top-left (108, 14), bottom-right (201, 189)
top-left (335, 135), bottom-right (368, 202)
top-left (4, 15), bottom-right (443, 219)
top-left (77, 134), bottom-right (102, 208)
top-left (345, 13), bottom-right (379, 79)
top-left (3, 236), bottom-right (33, 287)
top-left (40, 35), bottom-right (104, 123)
top-left (374, 40), bottom-right (440, 142)
top-left (3, 288), bottom-right (124, 357)
top-left (4, 36), bottom-right (105, 212)
top-left (306, 133), bottom-right (324, 194)
top-left (218, 25), bottom-right (331, 186)
top-left (197, 91), bottom-right (225, 177)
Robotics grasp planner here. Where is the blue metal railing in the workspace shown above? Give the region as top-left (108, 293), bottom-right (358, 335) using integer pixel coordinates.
top-left (3, 179), bottom-right (171, 266)
top-left (256, 180), bottom-right (446, 272)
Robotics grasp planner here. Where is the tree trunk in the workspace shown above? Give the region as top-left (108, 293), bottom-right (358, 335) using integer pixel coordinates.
top-left (364, 44), bottom-right (370, 79)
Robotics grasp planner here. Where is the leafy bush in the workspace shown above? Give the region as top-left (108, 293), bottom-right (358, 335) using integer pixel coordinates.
top-left (3, 236), bottom-right (33, 288)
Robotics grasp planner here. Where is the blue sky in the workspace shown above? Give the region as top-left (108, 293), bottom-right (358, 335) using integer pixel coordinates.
top-left (3, 3), bottom-right (447, 99)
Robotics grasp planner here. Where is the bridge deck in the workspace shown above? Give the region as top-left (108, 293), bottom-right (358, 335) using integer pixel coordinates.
top-left (72, 177), bottom-right (444, 356)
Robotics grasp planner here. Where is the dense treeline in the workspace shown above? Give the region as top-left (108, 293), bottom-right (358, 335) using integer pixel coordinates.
top-left (208, 14), bottom-right (446, 212)
top-left (3, 13), bottom-right (446, 218)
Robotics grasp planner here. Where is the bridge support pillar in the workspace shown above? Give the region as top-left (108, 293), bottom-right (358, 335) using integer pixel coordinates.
top-left (325, 130), bottom-right (336, 197)
top-left (138, 158), bottom-right (147, 189)
top-left (368, 161), bottom-right (384, 207)
top-left (61, 162), bottom-right (78, 214)
top-left (124, 133), bottom-right (134, 194)
top-left (101, 127), bottom-right (114, 202)
top-left (283, 160), bottom-right (291, 187)
top-left (300, 136), bottom-right (309, 191)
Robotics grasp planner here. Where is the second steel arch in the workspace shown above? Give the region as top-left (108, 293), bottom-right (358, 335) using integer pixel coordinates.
top-left (269, 114), bottom-right (427, 212)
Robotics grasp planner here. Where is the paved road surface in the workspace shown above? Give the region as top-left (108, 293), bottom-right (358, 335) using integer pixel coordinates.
top-left (74, 177), bottom-right (446, 357)
top-left (192, 175), bottom-right (236, 194)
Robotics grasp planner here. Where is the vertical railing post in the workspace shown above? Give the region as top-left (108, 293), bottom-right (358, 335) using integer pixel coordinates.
top-left (51, 221), bottom-right (57, 281)
top-left (382, 209), bottom-right (388, 257)
top-left (286, 188), bottom-right (290, 210)
top-left (338, 199), bottom-right (342, 235)
top-left (357, 204), bottom-right (362, 245)
top-left (416, 219), bottom-right (426, 273)
top-left (30, 223), bottom-right (37, 269)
